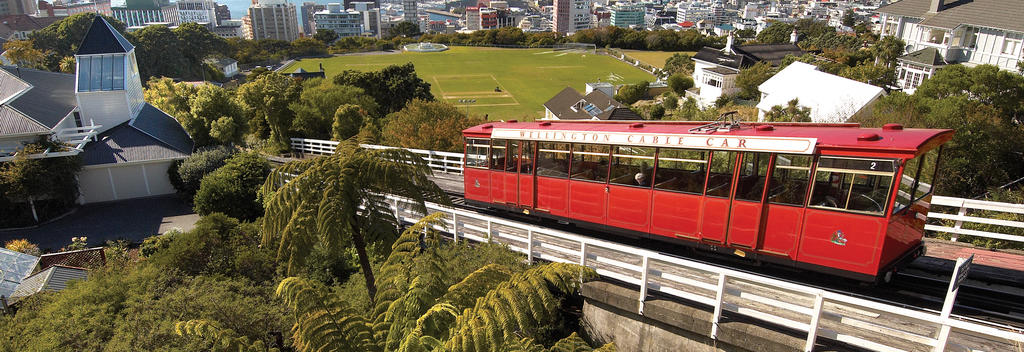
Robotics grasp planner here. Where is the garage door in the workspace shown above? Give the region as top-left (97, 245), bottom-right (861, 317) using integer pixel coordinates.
top-left (78, 161), bottom-right (177, 204)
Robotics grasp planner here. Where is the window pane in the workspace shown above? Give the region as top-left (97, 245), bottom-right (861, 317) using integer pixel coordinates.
top-left (102, 55), bottom-right (113, 90)
top-left (570, 144), bottom-right (610, 183)
top-left (654, 148), bottom-right (707, 194)
top-left (112, 55), bottom-right (124, 90)
top-left (848, 174), bottom-right (893, 214)
top-left (768, 154), bottom-right (812, 206)
top-left (810, 171), bottom-right (852, 209)
top-left (536, 142), bottom-right (570, 178)
top-left (519, 141), bottom-right (534, 175)
top-left (465, 138), bottom-right (489, 168)
top-left (705, 151), bottom-right (735, 198)
top-left (489, 139), bottom-right (507, 171)
top-left (734, 152), bottom-right (771, 201)
top-left (77, 57), bottom-right (91, 91)
top-left (894, 155), bottom-right (921, 212)
top-left (91, 56), bottom-right (102, 90)
top-left (505, 141), bottom-right (519, 172)
top-left (609, 146), bottom-right (654, 187)
top-left (916, 148), bottom-right (939, 198)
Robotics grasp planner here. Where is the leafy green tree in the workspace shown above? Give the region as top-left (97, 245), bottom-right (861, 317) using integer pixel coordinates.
top-left (764, 98), bottom-right (811, 122)
top-left (871, 36), bottom-right (905, 68)
top-left (259, 145), bottom-right (449, 304)
top-left (388, 21), bottom-right (421, 38)
top-left (662, 53), bottom-right (694, 76)
top-left (663, 94), bottom-right (678, 110)
top-left (614, 81), bottom-right (649, 104)
top-left (735, 61), bottom-right (775, 100)
top-left (331, 104), bottom-right (366, 141)
top-left (4, 238), bottom-right (41, 256)
top-left (28, 13), bottom-right (126, 70)
top-left (333, 63), bottom-right (434, 115)
top-left (0, 140), bottom-right (81, 223)
top-left (649, 104), bottom-right (666, 119)
top-left (839, 63), bottom-right (896, 89)
top-left (313, 29), bottom-right (338, 44)
top-left (380, 100), bottom-right (484, 152)
top-left (756, 22), bottom-right (794, 44)
top-left (3, 40), bottom-right (45, 68)
top-left (131, 25), bottom-right (187, 80)
top-left (169, 146), bottom-right (235, 195)
top-left (667, 74), bottom-right (694, 95)
top-left (1018, 61), bottom-right (1023, 74)
top-left (173, 22), bottom-right (228, 78)
top-left (58, 56), bottom-right (76, 73)
top-left (237, 72), bottom-right (301, 151)
top-left (194, 152), bottom-right (271, 221)
top-left (355, 121), bottom-right (383, 145)
top-left (148, 213), bottom-right (275, 281)
top-left (144, 77), bottom-right (198, 118)
top-left (188, 84), bottom-right (247, 146)
top-left (289, 37), bottom-right (328, 57)
top-left (289, 79), bottom-right (378, 139)
top-left (913, 64), bottom-right (1024, 124)
top-left (841, 10), bottom-right (856, 27)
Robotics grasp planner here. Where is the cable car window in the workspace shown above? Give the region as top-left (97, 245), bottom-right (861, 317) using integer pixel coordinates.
top-left (570, 144), bottom-right (610, 183)
top-left (735, 152), bottom-right (771, 202)
top-left (489, 139), bottom-right (507, 171)
top-left (506, 141), bottom-right (520, 172)
top-left (520, 141), bottom-right (534, 175)
top-left (536, 142), bottom-right (570, 178)
top-left (610, 146), bottom-right (655, 187)
top-left (465, 138), bottom-right (490, 169)
top-left (705, 151), bottom-right (736, 198)
top-left (894, 155), bottom-right (921, 213)
top-left (810, 157), bottom-right (896, 216)
top-left (768, 154), bottom-right (812, 206)
top-left (654, 148), bottom-right (707, 194)
top-left (916, 147), bottom-right (940, 198)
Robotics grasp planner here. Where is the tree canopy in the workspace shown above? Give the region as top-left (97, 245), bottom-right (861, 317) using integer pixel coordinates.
top-left (333, 63), bottom-right (434, 116)
top-left (289, 78), bottom-right (378, 140)
top-left (381, 100), bottom-right (484, 153)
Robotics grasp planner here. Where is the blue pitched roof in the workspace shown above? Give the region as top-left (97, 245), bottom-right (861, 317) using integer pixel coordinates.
top-left (130, 103), bottom-right (194, 154)
top-left (76, 17), bottom-right (134, 56)
top-left (81, 104), bottom-right (194, 166)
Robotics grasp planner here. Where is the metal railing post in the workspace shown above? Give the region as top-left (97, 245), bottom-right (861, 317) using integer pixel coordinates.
top-left (711, 273), bottom-right (727, 339)
top-left (804, 292), bottom-right (824, 352)
top-left (527, 229), bottom-right (534, 263)
top-left (639, 256), bottom-right (649, 315)
top-left (951, 201), bottom-right (967, 242)
top-left (579, 242), bottom-right (587, 266)
top-left (451, 212), bottom-right (458, 242)
top-left (486, 220), bottom-right (493, 243)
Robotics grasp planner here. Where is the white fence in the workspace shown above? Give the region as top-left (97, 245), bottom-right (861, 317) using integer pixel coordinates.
top-left (927, 196), bottom-right (1024, 244)
top-left (290, 138), bottom-right (1024, 245)
top-left (387, 195), bottom-right (1024, 352)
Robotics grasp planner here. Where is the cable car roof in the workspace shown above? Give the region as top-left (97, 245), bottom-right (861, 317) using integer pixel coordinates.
top-left (463, 121), bottom-right (953, 158)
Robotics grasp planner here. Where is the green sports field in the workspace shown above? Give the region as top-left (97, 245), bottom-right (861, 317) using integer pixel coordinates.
top-left (282, 47), bottom-right (655, 120)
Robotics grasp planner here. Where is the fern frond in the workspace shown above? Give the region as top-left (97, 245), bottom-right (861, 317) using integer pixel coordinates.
top-left (275, 277), bottom-right (375, 352)
top-left (175, 319), bottom-right (272, 352)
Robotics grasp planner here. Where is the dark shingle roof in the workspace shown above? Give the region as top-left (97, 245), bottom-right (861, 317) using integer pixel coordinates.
top-left (0, 14), bottom-right (62, 32)
top-left (898, 47), bottom-right (948, 66)
top-left (81, 120), bottom-right (191, 166)
top-left (693, 47), bottom-right (750, 69)
top-left (878, 0), bottom-right (1024, 33)
top-left (543, 87), bottom-right (635, 120)
top-left (0, 66), bottom-right (77, 129)
top-left (130, 103), bottom-right (194, 154)
top-left (9, 265), bottom-right (89, 304)
top-left (76, 17), bottom-right (134, 56)
top-left (0, 105), bottom-right (47, 135)
top-left (733, 44), bottom-right (805, 66)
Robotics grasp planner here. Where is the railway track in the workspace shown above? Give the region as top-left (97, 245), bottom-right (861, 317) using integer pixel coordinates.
top-left (442, 192), bottom-right (1024, 329)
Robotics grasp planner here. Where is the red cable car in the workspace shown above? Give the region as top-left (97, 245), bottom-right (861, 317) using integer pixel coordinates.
top-left (462, 120), bottom-right (953, 282)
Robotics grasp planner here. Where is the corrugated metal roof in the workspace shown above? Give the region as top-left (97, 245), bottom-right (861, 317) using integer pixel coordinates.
top-left (898, 47), bottom-right (948, 66)
top-left (0, 66), bottom-right (77, 129)
top-left (0, 105), bottom-right (48, 135)
top-left (0, 67), bottom-right (31, 104)
top-left (80, 121), bottom-right (191, 166)
top-left (878, 0), bottom-right (1024, 33)
top-left (76, 17), bottom-right (134, 55)
top-left (0, 248), bottom-right (39, 299)
top-left (8, 265), bottom-right (88, 304)
top-left (130, 103), bottom-right (194, 154)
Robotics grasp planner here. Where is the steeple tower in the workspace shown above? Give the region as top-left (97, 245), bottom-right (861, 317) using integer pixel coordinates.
top-left (74, 16), bottom-right (144, 134)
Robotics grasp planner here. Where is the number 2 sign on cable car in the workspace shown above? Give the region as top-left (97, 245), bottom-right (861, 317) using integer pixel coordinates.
top-left (491, 128), bottom-right (818, 155)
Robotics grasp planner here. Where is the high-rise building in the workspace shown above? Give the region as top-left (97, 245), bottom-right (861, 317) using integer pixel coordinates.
top-left (314, 2), bottom-right (362, 37)
top-left (300, 1), bottom-right (325, 35)
top-left (553, 0), bottom-right (589, 34)
top-left (177, 0), bottom-right (217, 24)
top-left (609, 3), bottom-right (642, 28)
top-left (401, 0), bottom-right (416, 24)
top-left (465, 6), bottom-right (479, 30)
top-left (248, 0), bottom-right (299, 41)
top-left (111, 0), bottom-right (179, 27)
top-left (215, 3), bottom-right (231, 22)
top-left (0, 0), bottom-right (38, 16)
top-left (344, 0), bottom-right (376, 11)
top-left (351, 2), bottom-right (379, 37)
top-left (213, 19), bottom-right (244, 38)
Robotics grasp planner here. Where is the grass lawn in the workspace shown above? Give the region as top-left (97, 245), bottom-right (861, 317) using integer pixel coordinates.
top-left (282, 47), bottom-right (654, 120)
top-left (621, 50), bottom-right (697, 68)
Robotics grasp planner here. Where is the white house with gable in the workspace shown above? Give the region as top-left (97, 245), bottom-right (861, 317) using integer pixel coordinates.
top-left (756, 62), bottom-right (885, 123)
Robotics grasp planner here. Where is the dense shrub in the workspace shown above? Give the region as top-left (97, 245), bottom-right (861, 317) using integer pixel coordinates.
top-left (169, 146), bottom-right (234, 195)
top-left (614, 81), bottom-right (649, 105)
top-left (147, 213), bottom-right (275, 281)
top-left (193, 152), bottom-right (270, 221)
top-left (667, 74), bottom-right (694, 95)
top-left (663, 94), bottom-right (678, 110)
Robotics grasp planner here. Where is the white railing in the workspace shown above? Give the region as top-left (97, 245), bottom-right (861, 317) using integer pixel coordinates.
top-left (289, 138), bottom-right (1024, 244)
top-left (927, 196), bottom-right (1024, 244)
top-left (289, 138), bottom-right (464, 175)
top-left (386, 196), bottom-right (1024, 352)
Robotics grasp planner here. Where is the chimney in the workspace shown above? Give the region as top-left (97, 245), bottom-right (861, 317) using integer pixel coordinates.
top-left (929, 0), bottom-right (944, 13)
top-left (725, 33), bottom-right (734, 52)
top-left (790, 28), bottom-right (798, 44)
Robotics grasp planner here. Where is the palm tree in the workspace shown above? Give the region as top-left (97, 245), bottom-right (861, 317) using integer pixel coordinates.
top-left (260, 143), bottom-right (449, 304)
top-left (178, 215), bottom-right (608, 352)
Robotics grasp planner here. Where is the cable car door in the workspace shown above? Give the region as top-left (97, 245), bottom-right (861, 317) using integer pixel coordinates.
top-left (518, 141), bottom-right (534, 208)
top-left (726, 152), bottom-right (772, 249)
top-left (699, 151), bottom-right (737, 243)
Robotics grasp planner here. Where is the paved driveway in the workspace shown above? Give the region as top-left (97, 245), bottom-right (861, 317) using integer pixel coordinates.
top-left (0, 195), bottom-right (199, 251)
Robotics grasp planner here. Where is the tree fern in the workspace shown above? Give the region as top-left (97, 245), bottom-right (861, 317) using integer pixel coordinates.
top-left (275, 277), bottom-right (375, 352)
top-left (505, 333), bottom-right (617, 352)
top-left (175, 319), bottom-right (277, 352)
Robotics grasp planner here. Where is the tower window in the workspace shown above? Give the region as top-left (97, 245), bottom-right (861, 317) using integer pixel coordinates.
top-left (77, 54), bottom-right (127, 92)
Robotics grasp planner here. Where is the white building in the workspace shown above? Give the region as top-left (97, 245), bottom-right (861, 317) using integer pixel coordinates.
top-left (402, 0), bottom-right (416, 24)
top-left (553, 0), bottom-right (590, 34)
top-left (877, 0), bottom-right (1024, 73)
top-left (248, 0), bottom-right (299, 41)
top-left (690, 35), bottom-right (804, 106)
top-left (314, 3), bottom-right (362, 37)
top-left (756, 62), bottom-right (885, 123)
top-left (176, 0), bottom-right (217, 24)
